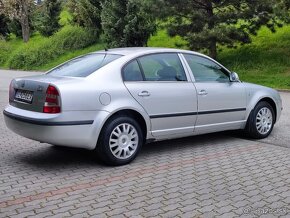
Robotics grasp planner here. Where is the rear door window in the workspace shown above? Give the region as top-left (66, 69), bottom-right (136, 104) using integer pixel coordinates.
top-left (123, 60), bottom-right (144, 81)
top-left (47, 53), bottom-right (122, 77)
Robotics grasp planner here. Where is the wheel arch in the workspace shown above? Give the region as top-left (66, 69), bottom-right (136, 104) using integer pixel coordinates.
top-left (257, 97), bottom-right (277, 123)
top-left (247, 96), bottom-right (277, 124)
top-left (108, 109), bottom-right (147, 137)
top-left (95, 109), bottom-right (149, 149)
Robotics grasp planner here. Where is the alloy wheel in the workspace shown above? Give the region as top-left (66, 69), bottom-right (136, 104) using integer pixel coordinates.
top-left (256, 107), bottom-right (273, 135)
top-left (109, 123), bottom-right (139, 159)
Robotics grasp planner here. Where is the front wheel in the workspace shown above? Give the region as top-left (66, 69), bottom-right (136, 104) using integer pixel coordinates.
top-left (95, 116), bottom-right (143, 166)
top-left (245, 101), bottom-right (275, 139)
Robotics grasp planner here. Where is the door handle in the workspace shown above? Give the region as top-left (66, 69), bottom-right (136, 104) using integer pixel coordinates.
top-left (138, 91), bottom-right (150, 97)
top-left (198, 90), bottom-right (208, 96)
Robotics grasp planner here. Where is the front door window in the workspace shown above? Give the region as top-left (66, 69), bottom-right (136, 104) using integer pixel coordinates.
top-left (138, 53), bottom-right (187, 81)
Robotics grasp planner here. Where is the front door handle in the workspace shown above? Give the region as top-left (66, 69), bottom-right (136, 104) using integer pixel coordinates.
top-left (138, 91), bottom-right (151, 97)
top-left (198, 90), bottom-right (208, 96)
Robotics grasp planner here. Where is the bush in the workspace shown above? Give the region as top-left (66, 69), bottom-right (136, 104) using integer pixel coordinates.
top-left (52, 25), bottom-right (97, 50)
top-left (8, 26), bottom-right (97, 69)
top-left (0, 41), bottom-right (12, 65)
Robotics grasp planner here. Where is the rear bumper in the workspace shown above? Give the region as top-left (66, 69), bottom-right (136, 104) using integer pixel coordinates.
top-left (3, 110), bottom-right (94, 126)
top-left (3, 105), bottom-right (109, 150)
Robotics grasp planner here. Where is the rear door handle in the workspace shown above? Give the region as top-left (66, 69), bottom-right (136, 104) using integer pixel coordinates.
top-left (138, 91), bottom-right (150, 97)
top-left (198, 90), bottom-right (208, 96)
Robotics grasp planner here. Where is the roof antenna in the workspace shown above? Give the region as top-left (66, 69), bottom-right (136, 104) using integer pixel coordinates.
top-left (105, 47), bottom-right (108, 52)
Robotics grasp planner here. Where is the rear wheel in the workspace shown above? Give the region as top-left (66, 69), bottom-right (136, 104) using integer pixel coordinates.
top-left (245, 101), bottom-right (275, 139)
top-left (95, 116), bottom-right (143, 165)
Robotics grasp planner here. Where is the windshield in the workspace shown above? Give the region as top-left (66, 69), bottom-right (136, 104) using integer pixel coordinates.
top-left (47, 53), bottom-right (122, 77)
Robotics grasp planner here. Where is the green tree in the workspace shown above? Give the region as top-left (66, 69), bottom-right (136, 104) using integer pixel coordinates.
top-left (275, 0), bottom-right (290, 23)
top-left (34, 0), bottom-right (61, 37)
top-left (67, 0), bottom-right (102, 36)
top-left (101, 0), bottom-right (156, 47)
top-left (1, 0), bottom-right (34, 42)
top-left (162, 0), bottom-right (279, 59)
top-left (8, 19), bottom-right (22, 37)
top-left (0, 14), bottom-right (10, 39)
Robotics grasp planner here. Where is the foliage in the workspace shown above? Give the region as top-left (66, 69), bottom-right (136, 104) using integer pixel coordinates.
top-left (0, 40), bottom-right (11, 64)
top-left (148, 29), bottom-right (187, 49)
top-left (161, 0), bottom-right (280, 59)
top-left (219, 26), bottom-right (290, 89)
top-left (101, 0), bottom-right (157, 47)
top-left (34, 0), bottom-right (61, 37)
top-left (52, 25), bottom-right (97, 50)
top-left (59, 9), bottom-right (72, 26)
top-left (7, 18), bottom-right (22, 37)
top-left (0, 0), bottom-right (289, 90)
top-left (0, 0), bottom-right (33, 20)
top-left (145, 25), bottom-right (290, 89)
top-left (0, 0), bottom-right (35, 42)
top-left (6, 26), bottom-right (98, 69)
top-left (66, 0), bottom-right (102, 36)
top-left (33, 43), bottom-right (105, 71)
top-left (0, 14), bottom-right (10, 39)
top-left (1, 23), bottom-right (290, 89)
top-left (0, 33), bottom-right (23, 65)
top-left (275, 0), bottom-right (290, 23)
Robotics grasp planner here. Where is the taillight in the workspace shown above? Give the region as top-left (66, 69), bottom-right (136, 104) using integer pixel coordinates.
top-left (43, 85), bottom-right (61, 113)
top-left (9, 81), bottom-right (14, 102)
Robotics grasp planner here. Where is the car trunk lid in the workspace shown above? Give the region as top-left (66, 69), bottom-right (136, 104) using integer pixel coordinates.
top-left (9, 75), bottom-right (80, 113)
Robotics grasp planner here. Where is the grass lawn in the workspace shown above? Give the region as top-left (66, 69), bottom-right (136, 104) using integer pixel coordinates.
top-left (32, 43), bottom-right (106, 71)
top-left (218, 26), bottom-right (290, 90)
top-left (0, 25), bottom-right (289, 89)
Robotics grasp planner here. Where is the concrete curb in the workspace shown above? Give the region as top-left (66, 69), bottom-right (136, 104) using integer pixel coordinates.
top-left (277, 89), bottom-right (290, 93)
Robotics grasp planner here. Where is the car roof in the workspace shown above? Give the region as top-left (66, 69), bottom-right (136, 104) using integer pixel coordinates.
top-left (92, 47), bottom-right (199, 56)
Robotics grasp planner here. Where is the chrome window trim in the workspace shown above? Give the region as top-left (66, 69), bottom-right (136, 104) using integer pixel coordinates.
top-left (121, 52), bottom-right (190, 83)
top-left (180, 53), bottom-right (233, 83)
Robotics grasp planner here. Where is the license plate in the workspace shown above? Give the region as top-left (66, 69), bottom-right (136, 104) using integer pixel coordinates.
top-left (15, 90), bottom-right (33, 104)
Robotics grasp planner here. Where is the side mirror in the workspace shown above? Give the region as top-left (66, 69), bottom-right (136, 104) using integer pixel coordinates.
top-left (230, 72), bottom-right (240, 82)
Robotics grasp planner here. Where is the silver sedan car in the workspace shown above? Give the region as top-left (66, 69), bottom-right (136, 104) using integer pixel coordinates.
top-left (3, 47), bottom-right (282, 165)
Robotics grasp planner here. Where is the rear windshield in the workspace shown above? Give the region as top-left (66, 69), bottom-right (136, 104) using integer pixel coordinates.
top-left (47, 53), bottom-right (122, 77)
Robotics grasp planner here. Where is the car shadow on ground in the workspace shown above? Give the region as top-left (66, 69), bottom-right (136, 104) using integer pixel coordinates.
top-left (16, 131), bottom-right (244, 169)
top-left (16, 145), bottom-right (102, 168)
top-left (141, 132), bottom-right (234, 153)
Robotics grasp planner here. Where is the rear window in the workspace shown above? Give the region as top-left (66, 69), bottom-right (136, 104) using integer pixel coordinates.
top-left (47, 53), bottom-right (122, 77)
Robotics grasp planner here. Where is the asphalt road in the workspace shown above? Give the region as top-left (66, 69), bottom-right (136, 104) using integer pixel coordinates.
top-left (1, 69), bottom-right (289, 148)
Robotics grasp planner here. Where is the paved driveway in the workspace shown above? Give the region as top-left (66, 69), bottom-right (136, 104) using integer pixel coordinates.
top-left (1, 70), bottom-right (290, 218)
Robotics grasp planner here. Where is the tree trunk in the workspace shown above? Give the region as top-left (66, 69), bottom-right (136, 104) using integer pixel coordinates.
top-left (209, 39), bottom-right (217, 59)
top-left (206, 1), bottom-right (217, 59)
top-left (20, 1), bottom-right (30, 43)
top-left (21, 17), bottom-right (30, 42)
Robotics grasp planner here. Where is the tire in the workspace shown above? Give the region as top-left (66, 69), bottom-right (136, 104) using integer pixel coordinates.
top-left (95, 116), bottom-right (143, 166)
top-left (245, 101), bottom-right (275, 139)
